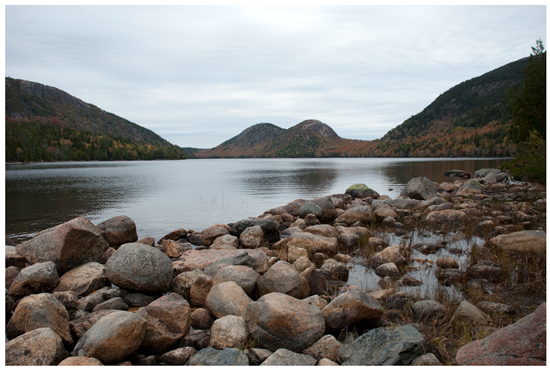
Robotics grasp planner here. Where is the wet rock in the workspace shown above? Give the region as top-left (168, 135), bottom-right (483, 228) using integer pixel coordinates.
top-left (411, 300), bottom-right (447, 319)
top-left (401, 275), bottom-right (423, 286)
top-left (374, 262), bottom-right (400, 278)
top-left (96, 215), bottom-right (138, 247)
top-left (209, 315), bottom-right (249, 350)
top-left (338, 324), bottom-right (426, 365)
top-left (7, 293), bottom-right (73, 346)
top-left (262, 348), bottom-right (317, 366)
top-left (245, 348), bottom-right (273, 365)
top-left (9, 261), bottom-right (59, 296)
top-left (412, 242), bottom-right (442, 255)
top-left (400, 177), bottom-right (437, 200)
top-left (256, 261), bottom-right (309, 299)
top-left (322, 290), bottom-right (382, 332)
top-left (345, 183), bottom-right (380, 199)
top-left (106, 243), bottom-right (172, 294)
top-left (386, 291), bottom-right (414, 310)
top-left (468, 260), bottom-right (502, 282)
top-left (58, 356), bottom-right (104, 366)
top-left (410, 353), bottom-right (442, 365)
top-left (5, 327), bottom-right (69, 366)
top-left (206, 281), bottom-right (252, 318)
top-left (159, 346), bottom-right (197, 365)
top-left (456, 303), bottom-right (546, 365)
top-left (201, 224), bottom-right (229, 246)
top-left (212, 264), bottom-right (259, 297)
top-left (158, 228), bottom-right (187, 243)
top-left (477, 301), bottom-right (515, 315)
top-left (436, 268), bottom-right (465, 286)
top-left (490, 230), bottom-right (546, 253)
top-left (53, 262), bottom-right (110, 296)
top-left (426, 210), bottom-right (467, 228)
top-left (334, 205), bottom-right (374, 225)
top-left (72, 311), bottom-right (147, 364)
top-left (191, 308), bottom-right (215, 330)
top-left (436, 256), bottom-right (459, 269)
top-left (188, 347), bottom-right (249, 366)
top-left (303, 334), bottom-right (343, 361)
top-left (453, 300), bottom-right (491, 325)
top-left (16, 216), bottom-right (109, 274)
top-left (190, 275), bottom-right (213, 307)
top-left (371, 245), bottom-right (406, 268)
top-left (244, 292), bottom-right (325, 353)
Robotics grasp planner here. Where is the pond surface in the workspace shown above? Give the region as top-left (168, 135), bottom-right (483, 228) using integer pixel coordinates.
top-left (5, 157), bottom-right (509, 243)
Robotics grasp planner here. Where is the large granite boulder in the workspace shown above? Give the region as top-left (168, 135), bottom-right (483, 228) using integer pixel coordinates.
top-left (5, 327), bottom-right (69, 366)
top-left (9, 261), bottom-right (59, 296)
top-left (95, 215), bottom-right (138, 247)
top-left (322, 290), bottom-right (383, 332)
top-left (338, 324), bottom-right (426, 365)
top-left (72, 311), bottom-right (147, 364)
top-left (105, 243), bottom-right (172, 294)
top-left (298, 197), bottom-right (336, 222)
top-left (136, 293), bottom-right (191, 353)
top-left (244, 292), bottom-right (325, 353)
top-left (53, 262), bottom-right (110, 296)
top-left (239, 225), bottom-right (264, 248)
top-left (400, 177), bottom-right (437, 200)
top-left (16, 216), bottom-right (109, 274)
top-left (490, 230), bottom-right (546, 253)
top-left (456, 303), bottom-right (546, 365)
top-left (256, 261), bottom-right (309, 299)
top-left (345, 183), bottom-right (380, 199)
top-left (206, 281), bottom-right (253, 318)
top-left (7, 293), bottom-right (73, 347)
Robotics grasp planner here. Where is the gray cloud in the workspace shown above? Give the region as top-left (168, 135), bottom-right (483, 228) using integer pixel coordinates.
top-left (6, 5), bottom-right (546, 148)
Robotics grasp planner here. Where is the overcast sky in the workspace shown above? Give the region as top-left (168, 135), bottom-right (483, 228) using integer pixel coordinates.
top-left (5, 4), bottom-right (546, 148)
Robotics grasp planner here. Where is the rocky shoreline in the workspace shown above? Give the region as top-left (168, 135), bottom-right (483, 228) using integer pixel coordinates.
top-left (5, 168), bottom-right (546, 366)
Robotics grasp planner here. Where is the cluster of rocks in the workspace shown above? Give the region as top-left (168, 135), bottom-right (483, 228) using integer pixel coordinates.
top-left (5, 169), bottom-right (546, 365)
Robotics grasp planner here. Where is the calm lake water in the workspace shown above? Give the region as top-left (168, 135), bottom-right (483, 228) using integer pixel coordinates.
top-left (5, 158), bottom-right (509, 243)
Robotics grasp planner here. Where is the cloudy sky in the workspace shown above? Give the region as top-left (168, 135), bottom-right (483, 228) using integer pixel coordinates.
top-left (5, 4), bottom-right (546, 148)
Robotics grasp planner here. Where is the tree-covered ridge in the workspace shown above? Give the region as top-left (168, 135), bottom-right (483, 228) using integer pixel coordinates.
top-left (5, 78), bottom-right (187, 162)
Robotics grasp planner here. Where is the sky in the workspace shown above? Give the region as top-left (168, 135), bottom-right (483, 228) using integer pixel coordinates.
top-left (4, 3), bottom-right (547, 149)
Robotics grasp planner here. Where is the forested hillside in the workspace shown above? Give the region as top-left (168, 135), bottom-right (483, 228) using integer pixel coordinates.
top-left (5, 78), bottom-right (186, 162)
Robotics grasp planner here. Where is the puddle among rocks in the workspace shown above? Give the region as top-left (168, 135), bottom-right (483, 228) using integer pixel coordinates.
top-left (346, 230), bottom-right (486, 302)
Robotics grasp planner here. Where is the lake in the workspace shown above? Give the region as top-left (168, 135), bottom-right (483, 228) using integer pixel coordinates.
top-left (5, 157), bottom-right (509, 243)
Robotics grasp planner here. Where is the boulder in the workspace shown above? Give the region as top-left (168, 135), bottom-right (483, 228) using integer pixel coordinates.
top-left (53, 291), bottom-right (79, 312)
top-left (53, 262), bottom-right (110, 296)
top-left (209, 315), bottom-right (249, 350)
top-left (92, 297), bottom-right (129, 312)
top-left (386, 291), bottom-right (414, 310)
top-left (136, 293), bottom-right (191, 353)
top-left (443, 170), bottom-right (472, 178)
top-left (338, 232), bottom-right (361, 249)
top-left (244, 292), bottom-right (325, 353)
top-left (457, 179), bottom-right (483, 197)
top-left (490, 230), bottom-right (546, 253)
top-left (72, 311), bottom-right (147, 364)
top-left (345, 183), bottom-right (380, 199)
top-left (298, 197), bottom-right (337, 222)
top-left (261, 348), bottom-right (317, 366)
top-left (301, 267), bottom-right (327, 297)
top-left (334, 205), bottom-right (374, 225)
top-left (171, 269), bottom-right (208, 302)
top-left (7, 293), bottom-right (73, 346)
top-left (69, 309), bottom-right (121, 339)
top-left (468, 260), bottom-right (502, 282)
top-left (124, 292), bottom-right (158, 308)
top-left (256, 261), bottom-right (309, 299)
top-left (245, 348), bottom-right (273, 365)
top-left (453, 300), bottom-right (491, 325)
top-left (6, 245), bottom-right (28, 269)
top-left (374, 262), bottom-right (400, 279)
top-left (338, 324), bottom-right (426, 365)
top-left (287, 245), bottom-right (308, 263)
top-left (179, 329), bottom-right (211, 350)
top-left (191, 308), bottom-right (215, 330)
top-left (159, 346), bottom-right (197, 365)
top-left (293, 256), bottom-right (315, 273)
top-left (283, 232), bottom-right (338, 256)
top-left (371, 245), bottom-right (406, 268)
top-left (201, 224), bottom-right (229, 246)
top-left (230, 218), bottom-right (280, 244)
top-left (16, 216), bottom-right (109, 274)
top-left (304, 224), bottom-right (339, 238)
top-left (302, 294), bottom-right (329, 310)
top-left (96, 215), bottom-right (138, 247)
top-left (175, 249), bottom-right (267, 274)
top-left (389, 198), bottom-right (420, 209)
top-left (303, 334), bottom-right (343, 361)
top-left (158, 228), bottom-right (187, 243)
top-left (162, 239), bottom-right (192, 258)
top-left (136, 236), bottom-right (155, 246)
top-left (210, 234), bottom-right (239, 250)
top-left (374, 207), bottom-right (398, 221)
top-left (322, 290), bottom-right (382, 332)
top-left (206, 281), bottom-right (252, 318)
top-left (400, 177), bottom-right (437, 200)
top-left (190, 274), bottom-right (213, 307)
top-left (426, 210), bottom-right (467, 228)
top-left (320, 258), bottom-right (349, 281)
top-left (105, 243), bottom-right (172, 294)
top-left (436, 256), bottom-right (459, 269)
top-left (213, 264), bottom-right (259, 297)
top-left (239, 225), bottom-right (264, 248)
top-left (456, 303), bottom-right (546, 365)
top-left (411, 300), bottom-right (447, 318)
top-left (9, 261), bottom-right (59, 296)
top-left (5, 327), bottom-right (69, 366)
top-left (188, 347), bottom-right (249, 366)
top-left (58, 356), bottom-right (104, 366)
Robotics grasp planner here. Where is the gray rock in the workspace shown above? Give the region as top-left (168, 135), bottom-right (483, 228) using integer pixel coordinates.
top-left (320, 258), bottom-right (349, 281)
top-left (179, 329), bottom-right (211, 350)
top-left (338, 324), bottom-right (426, 365)
top-left (96, 215), bottom-right (138, 247)
top-left (106, 243), bottom-right (173, 294)
top-left (457, 179), bottom-right (483, 197)
top-left (426, 210), bottom-right (467, 229)
top-left (400, 177), bottom-right (437, 200)
top-left (298, 197), bottom-right (336, 222)
top-left (206, 281), bottom-right (252, 318)
top-left (9, 261), bottom-right (59, 296)
top-left (453, 300), bottom-right (491, 325)
top-left (16, 216), bottom-right (109, 274)
top-left (72, 311), bottom-right (147, 364)
top-left (334, 205), bottom-right (374, 225)
top-left (244, 292), bottom-right (325, 353)
top-left (212, 264), bottom-right (259, 297)
top-left (477, 301), bottom-right (515, 315)
top-left (261, 348), bottom-right (317, 366)
top-left (158, 228), bottom-right (187, 243)
top-left (256, 261), bottom-right (309, 299)
top-left (188, 347), bottom-right (249, 366)
top-left (411, 300), bottom-right (447, 318)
